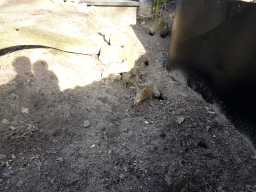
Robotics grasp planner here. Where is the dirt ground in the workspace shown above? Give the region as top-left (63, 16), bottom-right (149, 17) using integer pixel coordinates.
top-left (0, 0), bottom-right (256, 192)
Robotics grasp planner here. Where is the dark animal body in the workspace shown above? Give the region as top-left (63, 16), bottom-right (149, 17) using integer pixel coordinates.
top-left (166, 0), bottom-right (256, 146)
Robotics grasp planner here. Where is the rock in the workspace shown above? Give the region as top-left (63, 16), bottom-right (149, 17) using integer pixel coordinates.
top-left (21, 107), bottom-right (29, 114)
top-left (18, 168), bottom-right (25, 171)
top-left (56, 157), bottom-right (64, 162)
top-left (110, 31), bottom-right (128, 46)
top-left (98, 28), bottom-right (112, 44)
top-left (177, 116), bottom-right (185, 124)
top-left (83, 120), bottom-right (90, 128)
top-left (0, 27), bottom-right (104, 55)
top-left (0, 154), bottom-right (6, 160)
top-left (3, 170), bottom-right (12, 178)
top-left (251, 154), bottom-right (256, 160)
top-left (124, 38), bottom-right (136, 68)
top-left (64, 173), bottom-right (79, 186)
top-left (134, 88), bottom-right (151, 105)
top-left (121, 72), bottom-right (132, 82)
top-left (84, 5), bottom-right (100, 16)
top-left (2, 119), bottom-right (8, 124)
top-left (143, 82), bottom-right (161, 97)
top-left (10, 126), bottom-right (16, 130)
top-left (17, 180), bottom-right (23, 187)
top-left (0, 161), bottom-right (4, 168)
top-left (149, 20), bottom-right (169, 38)
top-left (102, 61), bottom-right (133, 78)
top-left (78, 3), bottom-right (87, 13)
top-left (99, 46), bottom-right (125, 63)
top-left (109, 74), bottom-right (122, 81)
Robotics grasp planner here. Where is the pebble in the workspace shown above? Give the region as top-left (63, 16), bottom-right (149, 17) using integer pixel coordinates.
top-left (56, 157), bottom-right (64, 162)
top-left (123, 165), bottom-right (127, 172)
top-left (177, 116), bottom-right (185, 124)
top-left (18, 168), bottom-right (25, 171)
top-left (3, 170), bottom-right (12, 178)
top-left (10, 126), bottom-right (16, 130)
top-left (17, 180), bottom-right (23, 187)
top-left (83, 120), bottom-right (90, 128)
top-left (0, 154), bottom-right (6, 160)
top-left (2, 119), bottom-right (8, 124)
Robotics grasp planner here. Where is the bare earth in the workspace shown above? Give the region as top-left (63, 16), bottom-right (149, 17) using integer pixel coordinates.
top-left (0, 0), bottom-right (256, 191)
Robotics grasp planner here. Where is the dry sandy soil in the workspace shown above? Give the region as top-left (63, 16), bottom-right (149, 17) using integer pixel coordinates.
top-left (0, 0), bottom-right (256, 191)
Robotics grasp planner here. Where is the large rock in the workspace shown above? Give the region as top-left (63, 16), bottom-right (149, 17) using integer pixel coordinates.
top-left (109, 31), bottom-right (128, 46)
top-left (99, 46), bottom-right (125, 63)
top-left (0, 27), bottom-right (104, 55)
top-left (124, 38), bottom-right (136, 68)
top-left (102, 61), bottom-right (133, 78)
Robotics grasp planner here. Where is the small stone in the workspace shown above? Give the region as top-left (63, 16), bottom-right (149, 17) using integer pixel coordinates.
top-left (120, 174), bottom-right (125, 179)
top-left (64, 173), bottom-right (79, 185)
top-left (83, 120), bottom-right (90, 128)
top-left (3, 170), bottom-right (11, 178)
top-left (17, 180), bottom-right (23, 187)
top-left (18, 168), bottom-right (25, 171)
top-left (123, 165), bottom-right (127, 172)
top-left (0, 161), bottom-right (5, 167)
top-left (56, 157), bottom-right (64, 162)
top-left (10, 126), bottom-right (16, 130)
top-left (0, 154), bottom-right (6, 160)
top-left (22, 107), bottom-right (29, 114)
top-left (177, 116), bottom-right (185, 124)
top-left (251, 154), bottom-right (256, 160)
top-left (69, 144), bottom-right (76, 149)
top-left (121, 72), bottom-right (131, 82)
top-left (2, 119), bottom-right (8, 124)
top-left (110, 74), bottom-right (122, 81)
